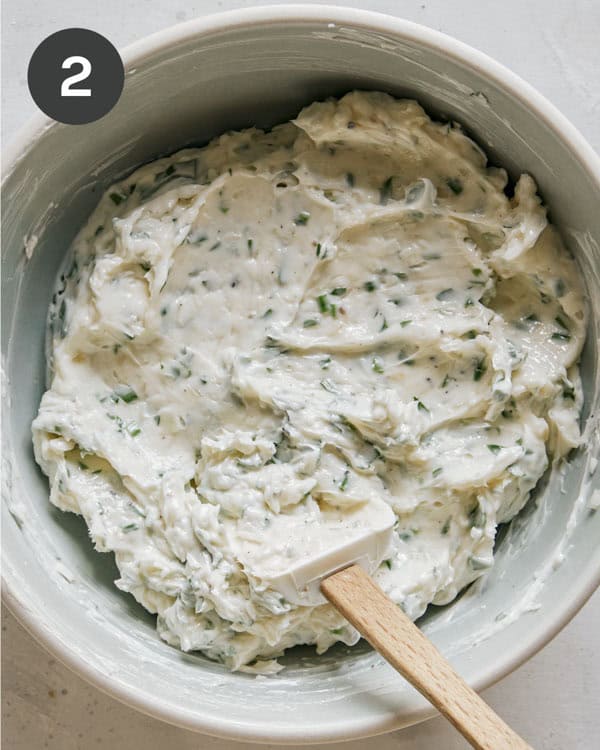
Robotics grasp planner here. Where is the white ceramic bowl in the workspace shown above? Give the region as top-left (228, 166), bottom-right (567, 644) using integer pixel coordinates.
top-left (2, 5), bottom-right (600, 744)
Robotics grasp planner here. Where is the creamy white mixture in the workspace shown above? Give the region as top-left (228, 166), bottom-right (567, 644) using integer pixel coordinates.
top-left (33, 92), bottom-right (586, 672)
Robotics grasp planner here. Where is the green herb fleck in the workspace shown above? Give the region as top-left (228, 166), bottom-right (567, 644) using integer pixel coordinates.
top-left (303, 319), bottom-right (318, 328)
top-left (364, 280), bottom-right (377, 292)
top-left (415, 398), bottom-right (429, 413)
top-left (331, 287), bottom-right (347, 296)
top-left (473, 358), bottom-right (487, 381)
top-left (113, 385), bottom-right (138, 403)
top-left (339, 470), bottom-right (350, 491)
top-left (372, 357), bottom-right (384, 374)
top-left (551, 332), bottom-right (571, 342)
top-left (109, 192), bottom-right (125, 205)
top-left (436, 288), bottom-right (454, 301)
top-left (487, 444), bottom-right (501, 454)
top-left (294, 211), bottom-right (310, 225)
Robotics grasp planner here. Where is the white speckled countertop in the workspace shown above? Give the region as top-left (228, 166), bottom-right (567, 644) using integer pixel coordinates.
top-left (2, 1), bottom-right (599, 748)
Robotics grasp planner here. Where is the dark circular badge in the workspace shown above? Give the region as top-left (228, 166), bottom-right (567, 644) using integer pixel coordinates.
top-left (28, 28), bottom-right (124, 125)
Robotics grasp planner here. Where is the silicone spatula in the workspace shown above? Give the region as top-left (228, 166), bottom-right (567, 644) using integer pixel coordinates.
top-left (237, 496), bottom-right (532, 750)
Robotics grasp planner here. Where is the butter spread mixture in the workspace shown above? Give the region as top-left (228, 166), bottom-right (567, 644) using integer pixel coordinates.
top-left (33, 92), bottom-right (586, 672)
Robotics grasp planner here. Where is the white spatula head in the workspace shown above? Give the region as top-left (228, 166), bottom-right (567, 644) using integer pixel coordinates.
top-left (232, 497), bottom-right (395, 606)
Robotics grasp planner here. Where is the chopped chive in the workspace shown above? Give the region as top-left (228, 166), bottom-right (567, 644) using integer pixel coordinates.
top-left (472, 268), bottom-right (483, 277)
top-left (331, 287), bottom-right (347, 296)
top-left (364, 280), bottom-right (377, 292)
top-left (346, 172), bottom-right (355, 187)
top-left (317, 295), bottom-right (329, 313)
top-left (414, 398), bottom-right (429, 413)
top-left (465, 297), bottom-right (474, 307)
top-left (372, 356), bottom-right (384, 374)
top-left (383, 559), bottom-right (392, 570)
top-left (316, 243), bottom-right (322, 257)
top-left (209, 241), bottom-right (221, 251)
top-left (551, 332), bottom-right (571, 342)
top-left (436, 288), bottom-right (454, 301)
top-left (109, 192), bottom-right (125, 205)
top-left (339, 470), bottom-right (350, 491)
top-left (139, 262), bottom-right (151, 272)
top-left (113, 385), bottom-right (138, 403)
top-left (441, 518), bottom-right (451, 535)
top-left (432, 467), bottom-right (443, 478)
top-left (122, 523), bottom-right (139, 533)
top-left (463, 329), bottom-right (477, 339)
top-left (303, 319), bottom-right (318, 328)
top-left (400, 319), bottom-right (412, 327)
top-left (473, 357), bottom-right (487, 381)
top-left (380, 317), bottom-right (388, 332)
top-left (487, 444), bottom-right (501, 454)
top-left (294, 211), bottom-right (310, 225)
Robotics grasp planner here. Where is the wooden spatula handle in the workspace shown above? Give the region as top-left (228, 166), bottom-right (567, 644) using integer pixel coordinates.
top-left (321, 565), bottom-right (532, 750)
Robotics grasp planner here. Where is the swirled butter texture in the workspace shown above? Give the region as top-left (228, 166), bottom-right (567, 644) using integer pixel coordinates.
top-left (33, 92), bottom-right (586, 672)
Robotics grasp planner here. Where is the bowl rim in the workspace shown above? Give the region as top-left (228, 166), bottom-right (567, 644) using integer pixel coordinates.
top-left (3, 4), bottom-right (600, 744)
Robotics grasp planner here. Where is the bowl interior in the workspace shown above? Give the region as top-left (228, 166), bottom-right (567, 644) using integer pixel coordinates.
top-left (2, 10), bottom-right (600, 743)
